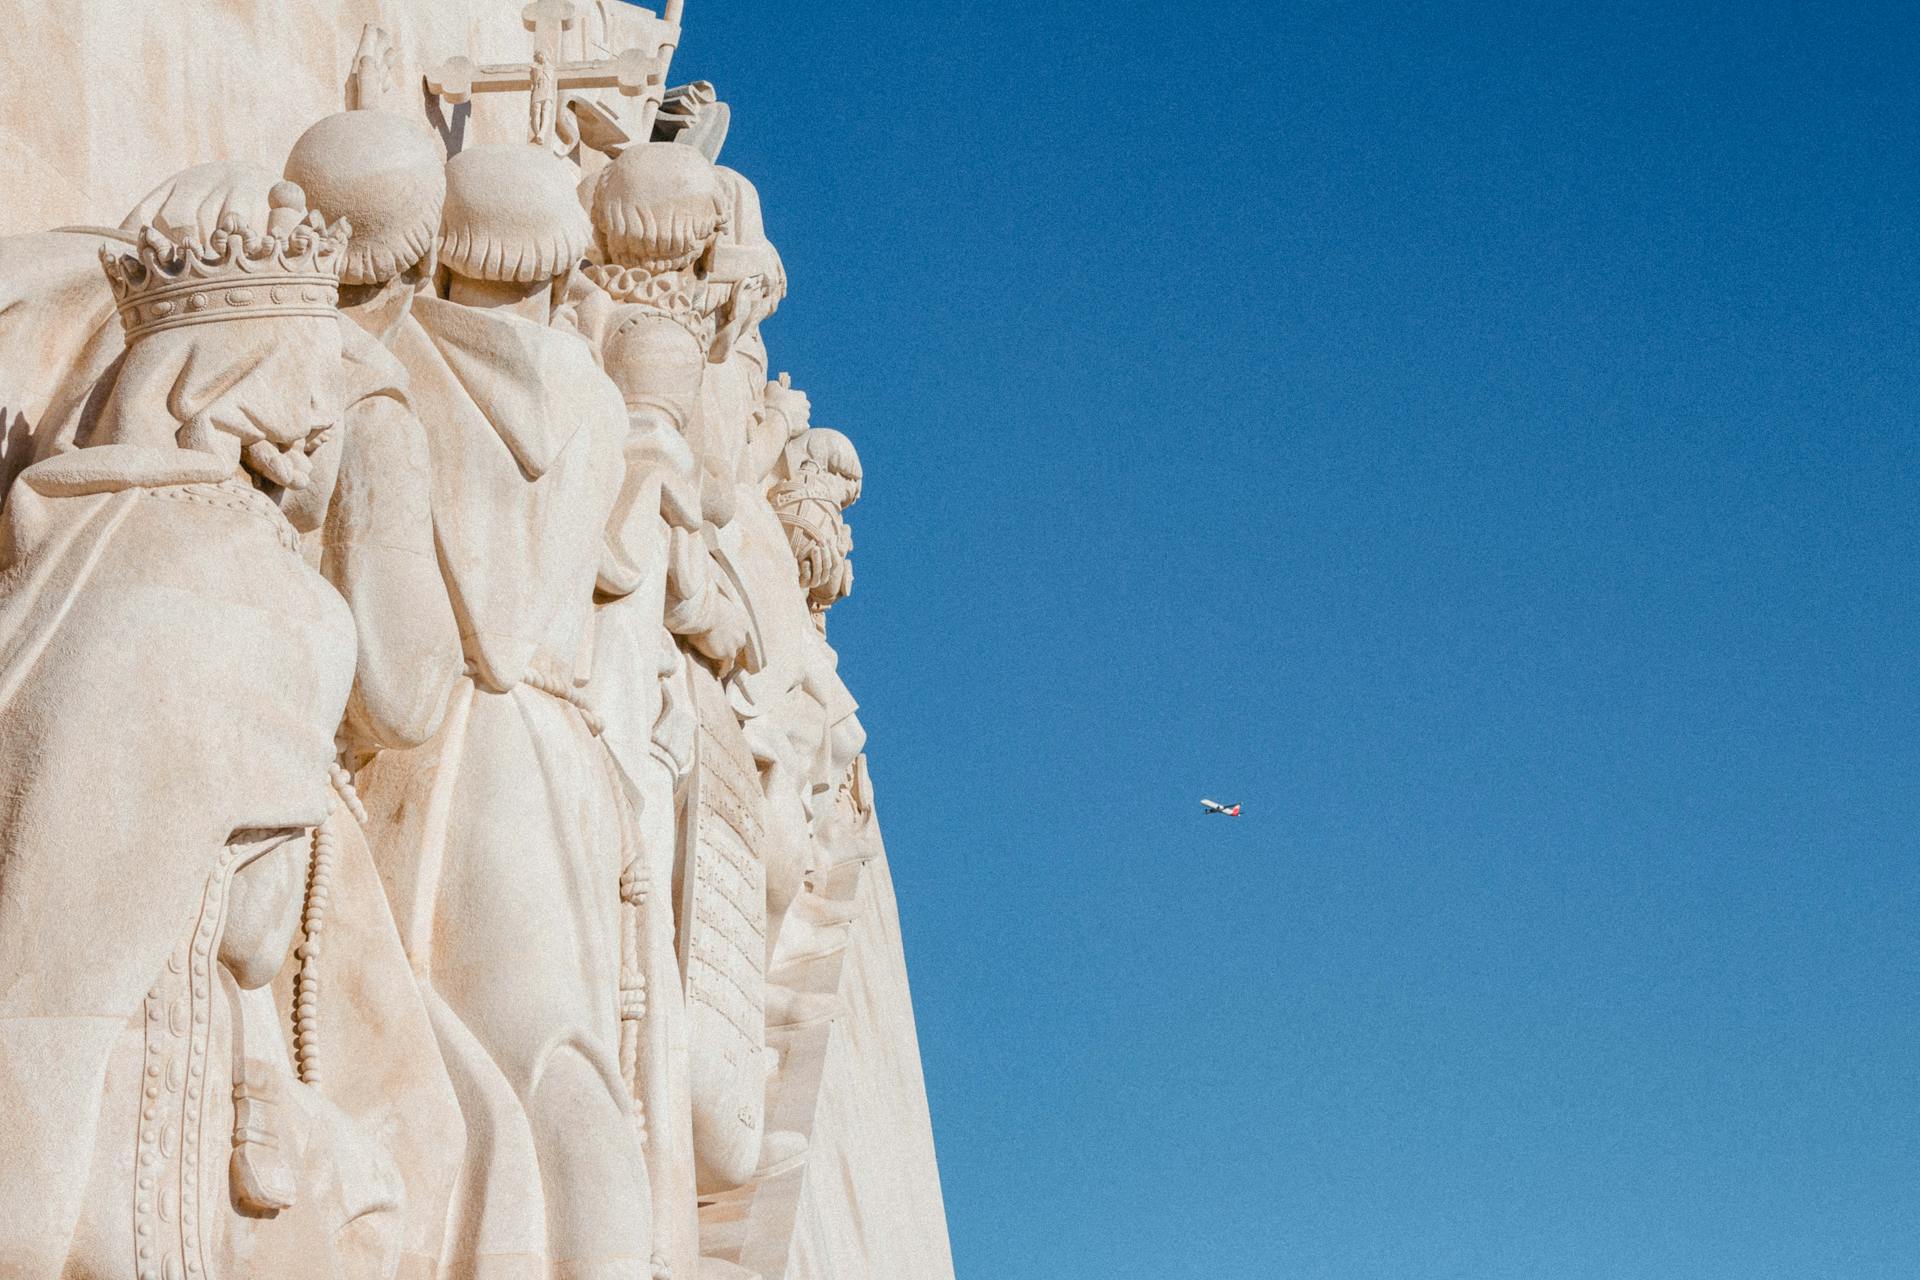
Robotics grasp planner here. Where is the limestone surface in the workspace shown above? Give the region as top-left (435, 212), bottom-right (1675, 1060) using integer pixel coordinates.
top-left (0, 6), bottom-right (953, 1279)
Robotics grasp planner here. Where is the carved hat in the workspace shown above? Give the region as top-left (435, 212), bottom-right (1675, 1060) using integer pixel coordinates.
top-left (437, 143), bottom-right (591, 283)
top-left (591, 142), bottom-right (728, 271)
top-left (120, 160), bottom-right (285, 242)
top-left (801, 427), bottom-right (863, 503)
top-left (284, 109), bottom-right (446, 286)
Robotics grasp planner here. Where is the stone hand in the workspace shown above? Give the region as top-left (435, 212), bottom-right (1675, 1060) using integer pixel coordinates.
top-left (762, 374), bottom-right (811, 439)
top-left (793, 532), bottom-right (836, 591)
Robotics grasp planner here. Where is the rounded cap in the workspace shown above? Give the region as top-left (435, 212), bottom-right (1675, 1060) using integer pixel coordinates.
top-left (285, 110), bottom-right (446, 286)
top-left (438, 144), bottom-right (591, 283)
top-left (119, 161), bottom-right (284, 241)
top-left (592, 142), bottom-right (727, 270)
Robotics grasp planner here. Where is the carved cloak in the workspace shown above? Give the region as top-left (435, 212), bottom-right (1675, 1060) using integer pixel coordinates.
top-left (0, 229), bottom-right (124, 500)
top-left (0, 445), bottom-right (356, 1276)
top-left (360, 297), bottom-right (657, 1276)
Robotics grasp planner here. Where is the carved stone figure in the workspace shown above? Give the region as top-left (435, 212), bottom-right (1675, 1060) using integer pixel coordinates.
top-left (691, 169), bottom-right (813, 970)
top-left (0, 160), bottom-right (300, 499)
top-left (691, 169), bottom-right (867, 992)
top-left (582, 142), bottom-right (752, 688)
top-left (577, 137), bottom-right (757, 1265)
top-left (770, 425), bottom-right (862, 626)
top-left (284, 110), bottom-right (462, 740)
top-left (768, 423), bottom-right (868, 913)
top-left (284, 108), bottom-right (476, 1280)
top-left (0, 187), bottom-right (400, 1279)
top-left (354, 140), bottom-right (655, 1280)
top-left (0, 148), bottom-right (478, 1280)
top-left (0, 9), bottom-right (955, 1279)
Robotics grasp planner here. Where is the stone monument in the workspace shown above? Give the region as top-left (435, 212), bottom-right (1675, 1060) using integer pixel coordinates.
top-left (0, 4), bottom-right (953, 1279)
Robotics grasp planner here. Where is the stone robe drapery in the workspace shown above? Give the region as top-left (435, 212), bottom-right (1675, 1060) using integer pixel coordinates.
top-left (326, 323), bottom-right (464, 757)
top-left (0, 445), bottom-right (356, 1276)
top-left (360, 295), bottom-right (655, 1278)
top-left (392, 297), bottom-right (625, 694)
top-left (0, 229), bottom-right (125, 499)
top-left (578, 292), bottom-right (714, 1278)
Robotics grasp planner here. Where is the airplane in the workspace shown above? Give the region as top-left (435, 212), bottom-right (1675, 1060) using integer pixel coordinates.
top-left (1200, 799), bottom-right (1242, 817)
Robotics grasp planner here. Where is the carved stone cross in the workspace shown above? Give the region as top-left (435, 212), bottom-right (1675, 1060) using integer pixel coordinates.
top-left (426, 0), bottom-right (682, 150)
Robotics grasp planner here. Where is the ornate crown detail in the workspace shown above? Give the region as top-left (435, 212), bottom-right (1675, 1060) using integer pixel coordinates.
top-left (101, 202), bottom-right (351, 341)
top-left (582, 261), bottom-right (717, 346)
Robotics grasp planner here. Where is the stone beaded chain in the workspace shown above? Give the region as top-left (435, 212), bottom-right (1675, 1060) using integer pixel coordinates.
top-left (294, 764), bottom-right (368, 1087)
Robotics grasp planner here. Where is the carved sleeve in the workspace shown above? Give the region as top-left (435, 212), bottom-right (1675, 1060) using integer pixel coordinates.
top-left (599, 411), bottom-right (703, 597)
top-left (324, 390), bottom-right (463, 751)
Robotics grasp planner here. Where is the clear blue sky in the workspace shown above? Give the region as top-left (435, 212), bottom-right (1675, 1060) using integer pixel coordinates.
top-left (669, 2), bottom-right (1920, 1276)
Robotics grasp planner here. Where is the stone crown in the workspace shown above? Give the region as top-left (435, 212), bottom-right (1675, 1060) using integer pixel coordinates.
top-left (101, 202), bottom-right (350, 341)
